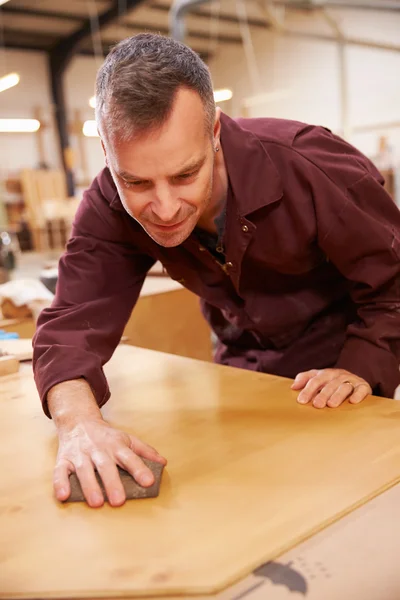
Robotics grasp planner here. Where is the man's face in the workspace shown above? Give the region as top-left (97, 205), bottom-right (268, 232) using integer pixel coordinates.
top-left (103, 88), bottom-right (219, 247)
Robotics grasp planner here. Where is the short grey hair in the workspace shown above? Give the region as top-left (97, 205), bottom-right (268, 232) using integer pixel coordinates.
top-left (95, 33), bottom-right (216, 141)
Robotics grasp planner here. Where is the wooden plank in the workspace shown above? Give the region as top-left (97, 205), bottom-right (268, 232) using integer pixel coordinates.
top-left (0, 338), bottom-right (33, 361)
top-left (2, 345), bottom-right (400, 598)
top-left (123, 287), bottom-right (213, 361)
top-left (20, 168), bottom-right (68, 251)
top-left (0, 317), bottom-right (36, 338)
top-left (38, 485), bottom-right (400, 599)
top-left (0, 355), bottom-right (19, 376)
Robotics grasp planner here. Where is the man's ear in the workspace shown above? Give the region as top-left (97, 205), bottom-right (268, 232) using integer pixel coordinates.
top-left (213, 107), bottom-right (222, 150)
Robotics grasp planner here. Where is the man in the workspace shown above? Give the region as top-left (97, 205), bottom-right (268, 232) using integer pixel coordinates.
top-left (33, 34), bottom-right (400, 508)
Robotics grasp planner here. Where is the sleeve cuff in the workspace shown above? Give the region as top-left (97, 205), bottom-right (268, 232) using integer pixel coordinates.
top-left (33, 344), bottom-right (111, 418)
top-left (335, 336), bottom-right (400, 399)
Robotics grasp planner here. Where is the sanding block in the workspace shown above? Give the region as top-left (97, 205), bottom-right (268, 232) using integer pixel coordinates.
top-left (67, 459), bottom-right (165, 503)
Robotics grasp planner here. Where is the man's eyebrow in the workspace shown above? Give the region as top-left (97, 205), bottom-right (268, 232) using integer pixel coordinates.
top-left (172, 156), bottom-right (206, 177)
top-left (118, 170), bottom-right (143, 181)
top-left (117, 156), bottom-right (206, 182)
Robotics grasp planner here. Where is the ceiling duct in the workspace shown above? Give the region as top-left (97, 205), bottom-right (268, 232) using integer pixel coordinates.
top-left (170, 0), bottom-right (213, 41)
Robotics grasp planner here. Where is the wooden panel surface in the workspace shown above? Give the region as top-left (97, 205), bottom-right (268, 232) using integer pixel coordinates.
top-left (0, 338), bottom-right (33, 361)
top-left (123, 288), bottom-right (212, 362)
top-left (1, 345), bottom-right (400, 598)
top-left (0, 317), bottom-right (36, 338)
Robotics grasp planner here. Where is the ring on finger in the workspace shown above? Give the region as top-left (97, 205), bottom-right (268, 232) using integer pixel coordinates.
top-left (342, 380), bottom-right (355, 396)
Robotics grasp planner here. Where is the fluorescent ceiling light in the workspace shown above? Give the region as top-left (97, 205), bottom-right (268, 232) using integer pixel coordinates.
top-left (0, 73), bottom-right (20, 93)
top-left (89, 96), bottom-right (96, 108)
top-left (214, 89), bottom-right (233, 103)
top-left (83, 120), bottom-right (99, 137)
top-left (0, 119), bottom-right (40, 133)
top-left (0, 0), bottom-right (11, 5)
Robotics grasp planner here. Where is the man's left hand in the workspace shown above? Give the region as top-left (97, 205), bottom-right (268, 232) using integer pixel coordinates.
top-left (291, 369), bottom-right (372, 408)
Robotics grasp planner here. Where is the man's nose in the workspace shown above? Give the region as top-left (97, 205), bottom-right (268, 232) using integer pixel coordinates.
top-left (152, 185), bottom-right (181, 223)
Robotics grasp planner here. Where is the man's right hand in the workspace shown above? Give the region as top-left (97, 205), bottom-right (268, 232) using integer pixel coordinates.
top-left (47, 379), bottom-right (167, 508)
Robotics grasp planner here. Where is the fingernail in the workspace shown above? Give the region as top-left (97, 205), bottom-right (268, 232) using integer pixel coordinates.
top-left (90, 492), bottom-right (103, 506)
top-left (110, 490), bottom-right (124, 506)
top-left (141, 473), bottom-right (154, 486)
top-left (297, 396), bottom-right (307, 404)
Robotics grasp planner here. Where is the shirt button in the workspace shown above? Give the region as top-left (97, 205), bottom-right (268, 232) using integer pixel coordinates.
top-left (225, 261), bottom-right (233, 269)
top-left (198, 246), bottom-right (206, 251)
top-left (241, 225), bottom-right (249, 233)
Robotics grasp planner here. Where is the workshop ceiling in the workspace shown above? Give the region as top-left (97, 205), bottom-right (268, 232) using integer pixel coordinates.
top-left (0, 0), bottom-right (270, 62)
top-left (1, 0), bottom-right (399, 61)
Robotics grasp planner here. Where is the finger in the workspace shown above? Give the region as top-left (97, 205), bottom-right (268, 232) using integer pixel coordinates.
top-left (74, 458), bottom-right (105, 508)
top-left (310, 379), bottom-right (346, 409)
top-left (129, 436), bottom-right (168, 466)
top-left (326, 381), bottom-right (354, 408)
top-left (349, 383), bottom-right (371, 405)
top-left (53, 458), bottom-right (73, 502)
top-left (91, 451), bottom-right (126, 507)
top-left (297, 373), bottom-right (333, 405)
top-left (116, 447), bottom-right (156, 488)
top-left (291, 370), bottom-right (319, 390)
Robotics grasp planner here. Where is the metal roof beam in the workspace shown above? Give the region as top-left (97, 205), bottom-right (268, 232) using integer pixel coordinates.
top-left (48, 0), bottom-right (145, 196)
top-left (283, 28), bottom-right (400, 52)
top-left (50, 0), bottom-right (145, 72)
top-left (1, 27), bottom-right (59, 48)
top-left (270, 0), bottom-right (400, 12)
top-left (119, 20), bottom-right (244, 43)
top-left (0, 6), bottom-right (84, 22)
top-left (149, 2), bottom-right (270, 28)
top-left (1, 41), bottom-right (51, 53)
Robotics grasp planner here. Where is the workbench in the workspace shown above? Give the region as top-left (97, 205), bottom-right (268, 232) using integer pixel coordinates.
top-left (2, 251), bottom-right (212, 362)
top-left (1, 345), bottom-right (400, 599)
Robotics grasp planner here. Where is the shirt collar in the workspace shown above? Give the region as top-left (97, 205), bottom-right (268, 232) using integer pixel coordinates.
top-left (220, 112), bottom-right (283, 215)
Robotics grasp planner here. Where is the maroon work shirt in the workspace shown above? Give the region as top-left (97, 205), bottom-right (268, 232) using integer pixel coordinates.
top-left (33, 114), bottom-right (400, 413)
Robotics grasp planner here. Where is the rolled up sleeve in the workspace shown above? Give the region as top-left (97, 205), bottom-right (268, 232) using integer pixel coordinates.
top-left (33, 183), bottom-right (154, 416)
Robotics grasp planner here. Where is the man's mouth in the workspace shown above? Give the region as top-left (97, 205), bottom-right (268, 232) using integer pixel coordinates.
top-left (151, 218), bottom-right (187, 231)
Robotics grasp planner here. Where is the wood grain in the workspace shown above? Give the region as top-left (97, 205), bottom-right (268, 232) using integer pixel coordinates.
top-left (1, 345), bottom-right (400, 599)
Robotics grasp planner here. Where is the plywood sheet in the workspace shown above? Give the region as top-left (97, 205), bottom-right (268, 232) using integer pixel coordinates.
top-left (0, 338), bottom-right (33, 361)
top-left (123, 288), bottom-right (212, 361)
top-left (1, 345), bottom-right (400, 599)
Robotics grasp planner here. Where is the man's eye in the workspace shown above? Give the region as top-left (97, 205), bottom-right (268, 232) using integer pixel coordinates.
top-left (124, 180), bottom-right (146, 187)
top-left (177, 171), bottom-right (195, 180)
